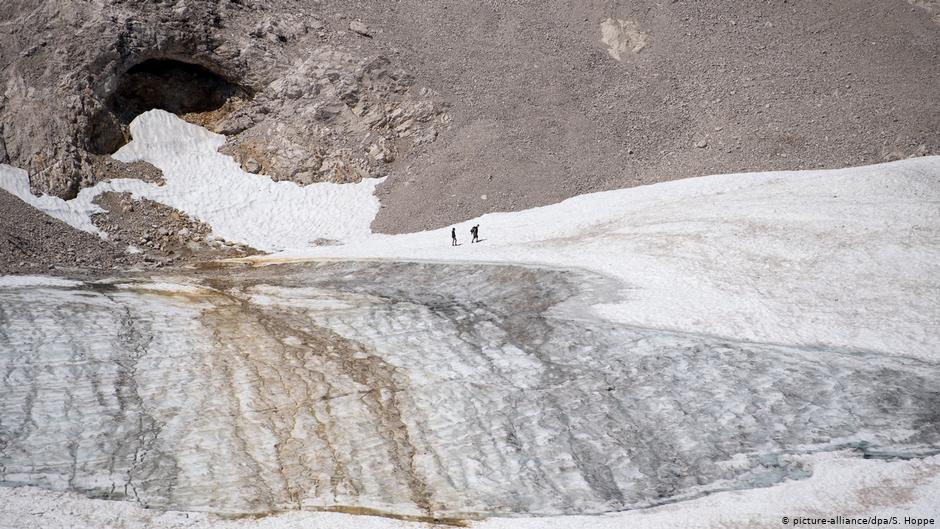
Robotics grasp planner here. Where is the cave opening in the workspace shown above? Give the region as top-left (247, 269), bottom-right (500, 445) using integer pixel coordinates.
top-left (88, 59), bottom-right (250, 155)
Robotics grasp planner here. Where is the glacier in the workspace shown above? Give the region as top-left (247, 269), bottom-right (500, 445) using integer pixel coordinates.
top-left (1, 111), bottom-right (939, 528)
top-left (1, 261), bottom-right (937, 519)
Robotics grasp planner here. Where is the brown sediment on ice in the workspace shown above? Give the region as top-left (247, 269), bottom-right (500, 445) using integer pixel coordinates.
top-left (312, 505), bottom-right (472, 526)
top-left (196, 276), bottom-right (438, 516)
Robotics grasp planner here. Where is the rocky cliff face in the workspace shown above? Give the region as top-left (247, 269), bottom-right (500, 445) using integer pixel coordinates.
top-left (0, 0), bottom-right (446, 198)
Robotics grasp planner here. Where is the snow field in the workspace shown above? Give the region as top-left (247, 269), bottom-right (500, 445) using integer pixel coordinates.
top-left (271, 156), bottom-right (940, 361)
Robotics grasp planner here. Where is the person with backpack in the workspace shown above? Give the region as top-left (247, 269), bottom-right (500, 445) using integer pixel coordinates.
top-left (451, 227), bottom-right (458, 246)
top-left (471, 224), bottom-right (480, 243)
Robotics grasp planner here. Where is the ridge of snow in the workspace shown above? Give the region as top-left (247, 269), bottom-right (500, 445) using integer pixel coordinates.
top-left (0, 164), bottom-right (107, 235)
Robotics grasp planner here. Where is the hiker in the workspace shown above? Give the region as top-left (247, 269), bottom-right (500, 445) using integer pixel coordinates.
top-left (471, 224), bottom-right (480, 243)
top-left (451, 227), bottom-right (457, 246)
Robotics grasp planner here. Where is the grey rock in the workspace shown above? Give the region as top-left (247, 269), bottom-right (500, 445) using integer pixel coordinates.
top-left (218, 114), bottom-right (254, 136)
top-left (349, 20), bottom-right (372, 37)
top-left (243, 157), bottom-right (262, 174)
top-left (0, 1), bottom-right (446, 197)
top-left (394, 118), bottom-right (415, 134)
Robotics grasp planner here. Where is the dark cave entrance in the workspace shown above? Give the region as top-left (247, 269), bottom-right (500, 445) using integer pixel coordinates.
top-left (113, 59), bottom-right (242, 117)
top-left (88, 59), bottom-right (250, 155)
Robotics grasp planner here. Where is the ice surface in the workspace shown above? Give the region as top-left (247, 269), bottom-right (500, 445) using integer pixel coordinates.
top-left (1, 262), bottom-right (937, 520)
top-left (2, 450), bottom-right (939, 529)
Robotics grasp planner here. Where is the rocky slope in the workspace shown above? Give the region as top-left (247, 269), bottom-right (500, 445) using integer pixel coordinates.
top-left (0, 0), bottom-right (446, 198)
top-left (356, 0), bottom-right (940, 232)
top-left (91, 191), bottom-right (259, 262)
top-left (0, 188), bottom-right (138, 275)
top-left (0, 183), bottom-right (256, 275)
top-left (1, 0), bottom-right (938, 240)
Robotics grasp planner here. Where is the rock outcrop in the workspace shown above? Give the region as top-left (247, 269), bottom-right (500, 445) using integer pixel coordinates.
top-left (217, 50), bottom-right (448, 184)
top-left (0, 0), bottom-right (447, 198)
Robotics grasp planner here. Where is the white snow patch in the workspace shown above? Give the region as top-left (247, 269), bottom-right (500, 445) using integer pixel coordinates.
top-left (269, 156), bottom-right (940, 360)
top-left (0, 110), bottom-right (383, 252)
top-left (112, 110), bottom-right (382, 251)
top-left (0, 165), bottom-right (107, 235)
top-left (113, 281), bottom-right (207, 294)
top-left (0, 275), bottom-right (83, 288)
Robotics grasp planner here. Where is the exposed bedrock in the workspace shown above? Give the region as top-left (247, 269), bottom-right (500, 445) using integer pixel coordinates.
top-left (1, 261), bottom-right (937, 517)
top-left (0, 0), bottom-right (446, 198)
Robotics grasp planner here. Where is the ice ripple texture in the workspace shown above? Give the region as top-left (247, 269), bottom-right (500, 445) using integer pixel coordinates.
top-left (0, 262), bottom-right (938, 518)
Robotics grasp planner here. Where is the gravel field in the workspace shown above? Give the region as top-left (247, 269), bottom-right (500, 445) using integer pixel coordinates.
top-left (0, 189), bottom-right (138, 275)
